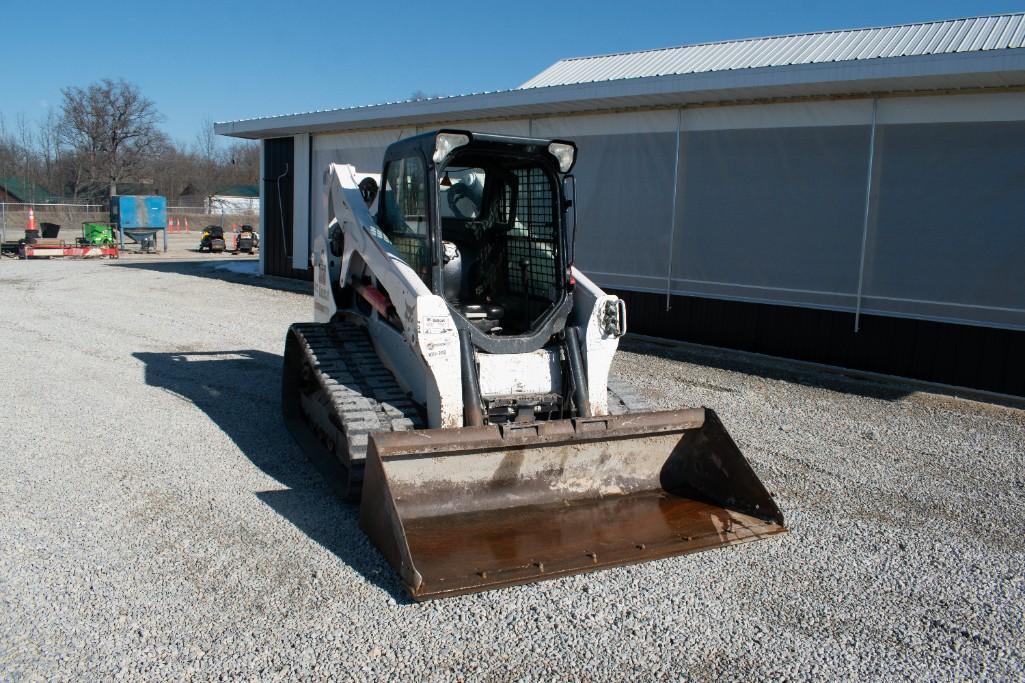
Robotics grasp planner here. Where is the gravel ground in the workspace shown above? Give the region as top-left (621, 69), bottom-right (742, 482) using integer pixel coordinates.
top-left (1, 258), bottom-right (1022, 681)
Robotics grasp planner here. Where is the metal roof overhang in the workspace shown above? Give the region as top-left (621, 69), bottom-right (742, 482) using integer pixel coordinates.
top-left (215, 50), bottom-right (1025, 139)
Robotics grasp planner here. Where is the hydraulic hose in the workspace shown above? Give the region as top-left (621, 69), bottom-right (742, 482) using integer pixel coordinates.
top-left (564, 326), bottom-right (591, 418)
top-left (459, 329), bottom-right (484, 426)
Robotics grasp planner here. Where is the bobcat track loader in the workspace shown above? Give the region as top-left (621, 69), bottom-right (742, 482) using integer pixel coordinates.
top-left (282, 130), bottom-right (785, 600)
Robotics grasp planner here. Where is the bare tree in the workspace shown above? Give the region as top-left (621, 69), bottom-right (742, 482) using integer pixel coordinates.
top-left (191, 118), bottom-right (222, 209)
top-left (15, 114), bottom-right (36, 184)
top-left (408, 90), bottom-right (444, 101)
top-left (37, 107), bottom-right (61, 193)
top-left (58, 78), bottom-right (166, 198)
top-left (184, 121), bottom-right (259, 212)
top-left (195, 117), bottom-right (218, 161)
top-left (225, 141), bottom-right (259, 185)
top-left (144, 138), bottom-right (196, 205)
top-left (3, 87), bottom-right (259, 208)
top-left (0, 114), bottom-right (46, 201)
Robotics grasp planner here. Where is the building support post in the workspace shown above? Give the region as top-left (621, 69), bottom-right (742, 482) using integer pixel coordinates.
top-left (258, 140), bottom-right (266, 276)
top-left (665, 108), bottom-right (683, 311)
top-left (292, 133), bottom-right (311, 271)
top-left (854, 98), bottom-right (879, 333)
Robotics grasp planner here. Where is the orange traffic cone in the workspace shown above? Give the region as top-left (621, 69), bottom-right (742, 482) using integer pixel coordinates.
top-left (25, 207), bottom-right (39, 242)
top-left (184, 216), bottom-right (190, 233)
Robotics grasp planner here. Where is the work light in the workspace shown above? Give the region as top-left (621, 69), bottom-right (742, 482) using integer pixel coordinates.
top-left (548, 142), bottom-right (576, 173)
top-left (434, 133), bottom-right (470, 163)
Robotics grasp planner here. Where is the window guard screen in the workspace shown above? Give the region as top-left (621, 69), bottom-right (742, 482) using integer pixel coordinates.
top-left (505, 167), bottom-right (558, 300)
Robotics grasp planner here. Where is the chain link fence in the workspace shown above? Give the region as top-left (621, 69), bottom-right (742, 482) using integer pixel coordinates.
top-left (0, 202), bottom-right (257, 243)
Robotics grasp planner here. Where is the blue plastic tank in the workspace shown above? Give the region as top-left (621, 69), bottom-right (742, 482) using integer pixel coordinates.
top-left (110, 195), bottom-right (167, 229)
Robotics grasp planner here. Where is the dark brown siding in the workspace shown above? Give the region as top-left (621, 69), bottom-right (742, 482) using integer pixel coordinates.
top-left (615, 290), bottom-right (1025, 397)
top-left (262, 137), bottom-right (311, 281)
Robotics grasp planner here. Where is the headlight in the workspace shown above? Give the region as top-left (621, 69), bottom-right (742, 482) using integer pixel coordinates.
top-left (548, 141), bottom-right (576, 173)
top-left (433, 132), bottom-right (470, 164)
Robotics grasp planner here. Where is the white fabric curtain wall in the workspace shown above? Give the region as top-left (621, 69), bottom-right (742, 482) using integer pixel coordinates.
top-left (299, 92), bottom-right (1025, 331)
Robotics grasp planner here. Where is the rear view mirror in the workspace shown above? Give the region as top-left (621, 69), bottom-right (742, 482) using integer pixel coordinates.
top-left (358, 177), bottom-right (379, 207)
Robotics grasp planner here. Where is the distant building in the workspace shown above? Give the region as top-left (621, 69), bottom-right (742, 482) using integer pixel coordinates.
top-left (208, 185), bottom-right (259, 214)
top-left (216, 12), bottom-right (1025, 397)
top-left (0, 178), bottom-right (55, 204)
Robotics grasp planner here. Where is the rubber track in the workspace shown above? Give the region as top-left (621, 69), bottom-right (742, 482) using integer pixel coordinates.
top-left (290, 320), bottom-right (425, 490)
top-left (292, 320), bottom-right (644, 474)
top-left (606, 377), bottom-right (652, 415)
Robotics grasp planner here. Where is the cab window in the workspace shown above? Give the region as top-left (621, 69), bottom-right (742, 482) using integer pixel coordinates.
top-left (379, 156), bottom-right (430, 285)
top-left (438, 167), bottom-right (485, 220)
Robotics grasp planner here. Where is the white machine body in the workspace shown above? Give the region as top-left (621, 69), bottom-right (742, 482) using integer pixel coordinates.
top-left (313, 162), bottom-right (624, 429)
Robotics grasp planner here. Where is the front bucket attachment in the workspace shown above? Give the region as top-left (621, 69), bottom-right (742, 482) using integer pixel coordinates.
top-left (360, 408), bottom-right (785, 600)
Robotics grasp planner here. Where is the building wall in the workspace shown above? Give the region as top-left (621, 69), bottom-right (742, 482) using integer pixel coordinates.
top-left (261, 136), bottom-right (309, 281)
top-left (266, 90), bottom-right (1025, 395)
top-left (208, 195), bottom-right (259, 214)
top-left (618, 290), bottom-right (1025, 396)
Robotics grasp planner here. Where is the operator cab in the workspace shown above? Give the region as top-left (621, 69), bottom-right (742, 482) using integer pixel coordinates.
top-left (376, 130), bottom-right (576, 346)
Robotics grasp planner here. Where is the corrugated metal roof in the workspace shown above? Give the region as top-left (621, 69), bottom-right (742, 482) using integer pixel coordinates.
top-left (0, 177), bottom-right (56, 203)
top-left (216, 13), bottom-right (1025, 139)
top-left (521, 13), bottom-right (1025, 88)
top-left (214, 184), bottom-right (259, 198)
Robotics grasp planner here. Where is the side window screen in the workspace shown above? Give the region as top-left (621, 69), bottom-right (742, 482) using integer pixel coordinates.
top-left (380, 156), bottom-right (430, 286)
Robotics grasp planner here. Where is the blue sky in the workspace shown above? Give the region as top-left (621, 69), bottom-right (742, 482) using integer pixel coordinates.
top-left (2, 0), bottom-right (1022, 145)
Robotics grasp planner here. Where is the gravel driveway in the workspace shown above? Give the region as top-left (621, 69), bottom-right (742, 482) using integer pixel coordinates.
top-left (1, 258), bottom-right (1022, 680)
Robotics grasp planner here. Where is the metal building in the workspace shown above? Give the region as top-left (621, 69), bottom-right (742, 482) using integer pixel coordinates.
top-left (216, 13), bottom-right (1025, 396)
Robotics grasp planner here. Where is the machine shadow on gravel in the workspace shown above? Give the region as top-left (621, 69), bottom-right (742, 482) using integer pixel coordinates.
top-left (113, 261), bottom-right (312, 294)
top-left (133, 349), bottom-right (408, 602)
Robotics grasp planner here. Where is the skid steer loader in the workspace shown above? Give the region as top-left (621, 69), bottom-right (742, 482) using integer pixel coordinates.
top-left (282, 130), bottom-right (785, 600)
